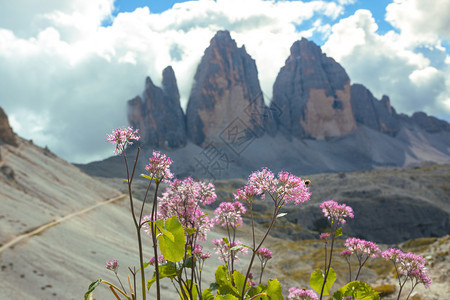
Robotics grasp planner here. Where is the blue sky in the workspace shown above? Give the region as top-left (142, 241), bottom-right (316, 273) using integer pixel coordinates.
top-left (0, 0), bottom-right (449, 163)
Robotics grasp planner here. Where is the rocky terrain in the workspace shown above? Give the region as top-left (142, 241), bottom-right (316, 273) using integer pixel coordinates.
top-left (88, 30), bottom-right (450, 180)
top-left (0, 106), bottom-right (448, 298)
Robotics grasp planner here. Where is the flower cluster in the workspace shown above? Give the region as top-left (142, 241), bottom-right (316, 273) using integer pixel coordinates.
top-left (106, 126), bottom-right (140, 155)
top-left (144, 150), bottom-right (174, 182)
top-left (235, 168), bottom-right (311, 205)
top-left (105, 259), bottom-right (119, 273)
top-left (256, 247), bottom-right (272, 266)
top-left (212, 239), bottom-right (248, 263)
top-left (213, 201), bottom-right (246, 227)
top-left (344, 237), bottom-right (381, 259)
top-left (287, 287), bottom-right (318, 300)
top-left (320, 200), bottom-right (354, 225)
top-left (320, 233), bottom-right (330, 242)
top-left (157, 177), bottom-right (216, 241)
top-left (339, 250), bottom-right (352, 258)
top-left (149, 255), bottom-right (166, 266)
top-left (382, 248), bottom-right (431, 288)
top-left (192, 244), bottom-right (211, 261)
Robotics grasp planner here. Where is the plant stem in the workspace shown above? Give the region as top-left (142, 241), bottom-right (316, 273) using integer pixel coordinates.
top-left (151, 180), bottom-right (161, 300)
top-left (241, 203), bottom-right (282, 299)
top-left (123, 148), bottom-right (147, 300)
top-left (320, 228), bottom-right (336, 300)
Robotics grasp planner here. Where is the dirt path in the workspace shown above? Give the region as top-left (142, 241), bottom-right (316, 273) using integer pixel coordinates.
top-left (0, 193), bottom-right (127, 253)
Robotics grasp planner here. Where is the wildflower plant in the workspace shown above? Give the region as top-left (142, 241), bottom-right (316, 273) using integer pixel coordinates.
top-left (84, 127), bottom-right (433, 300)
top-left (382, 248), bottom-right (431, 300)
top-left (310, 200), bottom-right (354, 299)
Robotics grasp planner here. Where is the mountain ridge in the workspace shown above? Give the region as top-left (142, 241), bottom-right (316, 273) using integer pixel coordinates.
top-left (86, 30), bottom-right (450, 180)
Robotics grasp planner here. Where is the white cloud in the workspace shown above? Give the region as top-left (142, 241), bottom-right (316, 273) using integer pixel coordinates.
top-left (0, 0), bottom-right (347, 163)
top-left (0, 0), bottom-right (449, 164)
top-left (386, 0), bottom-right (450, 45)
top-left (323, 9), bottom-right (450, 118)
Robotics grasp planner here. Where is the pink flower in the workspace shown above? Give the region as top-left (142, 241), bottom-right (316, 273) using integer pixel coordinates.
top-left (149, 255), bottom-right (166, 266)
top-left (288, 287), bottom-right (318, 300)
top-left (320, 200), bottom-right (354, 225)
top-left (256, 247), bottom-right (272, 267)
top-left (382, 249), bottom-right (431, 288)
top-left (213, 201), bottom-right (246, 227)
top-left (256, 247), bottom-right (272, 260)
top-left (144, 150), bottom-right (173, 181)
top-left (212, 239), bottom-right (248, 263)
top-left (340, 250), bottom-right (352, 258)
top-left (237, 168), bottom-right (311, 206)
top-left (157, 177), bottom-right (216, 241)
top-left (105, 259), bottom-right (119, 272)
top-left (106, 127), bottom-right (140, 155)
top-left (192, 244), bottom-right (211, 261)
top-left (344, 237), bottom-right (381, 258)
top-left (320, 233), bottom-right (330, 242)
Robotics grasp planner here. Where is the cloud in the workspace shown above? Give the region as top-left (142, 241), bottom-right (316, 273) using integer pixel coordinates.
top-left (323, 9), bottom-right (450, 118)
top-left (0, 0), bottom-right (347, 163)
top-left (385, 0), bottom-right (450, 45)
top-left (1, 0), bottom-right (449, 164)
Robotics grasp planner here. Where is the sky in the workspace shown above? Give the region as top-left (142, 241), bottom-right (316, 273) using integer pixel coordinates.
top-left (0, 0), bottom-right (449, 163)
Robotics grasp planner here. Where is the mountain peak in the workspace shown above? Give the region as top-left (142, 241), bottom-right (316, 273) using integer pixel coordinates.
top-left (271, 38), bottom-right (356, 139)
top-left (186, 30), bottom-right (268, 146)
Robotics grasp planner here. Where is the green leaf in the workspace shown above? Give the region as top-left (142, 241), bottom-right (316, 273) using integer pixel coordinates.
top-left (216, 295), bottom-right (239, 300)
top-left (209, 282), bottom-right (220, 291)
top-left (185, 227), bottom-right (197, 236)
top-left (157, 216), bottom-right (186, 262)
top-left (182, 280), bottom-right (198, 300)
top-left (147, 264), bottom-right (178, 290)
top-left (310, 268), bottom-right (336, 296)
top-left (184, 256), bottom-right (196, 269)
top-left (335, 227), bottom-right (343, 238)
top-left (84, 279), bottom-right (102, 300)
top-left (140, 174), bottom-right (158, 182)
top-left (202, 288), bottom-right (215, 300)
top-left (266, 279), bottom-right (283, 300)
top-left (215, 266), bottom-right (240, 298)
top-left (333, 281), bottom-right (380, 300)
top-left (231, 270), bottom-right (247, 295)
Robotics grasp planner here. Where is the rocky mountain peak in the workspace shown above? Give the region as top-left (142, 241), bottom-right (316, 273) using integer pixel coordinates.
top-left (127, 66), bottom-right (187, 148)
top-left (186, 30), bottom-right (269, 146)
top-left (271, 38), bottom-right (356, 139)
top-left (0, 107), bottom-right (17, 147)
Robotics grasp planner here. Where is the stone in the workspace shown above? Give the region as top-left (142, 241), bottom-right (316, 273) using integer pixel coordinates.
top-left (350, 84), bottom-right (400, 136)
top-left (185, 30), bottom-right (271, 146)
top-left (0, 107), bottom-right (17, 147)
top-left (127, 66), bottom-right (187, 148)
top-left (270, 38), bottom-right (357, 139)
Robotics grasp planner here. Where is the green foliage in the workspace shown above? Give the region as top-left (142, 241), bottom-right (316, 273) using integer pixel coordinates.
top-left (84, 279), bottom-right (102, 300)
top-left (147, 263), bottom-right (177, 290)
top-left (335, 227), bottom-right (343, 238)
top-left (310, 268), bottom-right (336, 295)
top-left (156, 216), bottom-right (186, 262)
top-left (333, 281), bottom-right (380, 300)
top-left (266, 279), bottom-right (283, 300)
top-left (140, 173), bottom-right (158, 183)
top-left (181, 280), bottom-right (198, 300)
top-left (214, 266), bottom-right (241, 298)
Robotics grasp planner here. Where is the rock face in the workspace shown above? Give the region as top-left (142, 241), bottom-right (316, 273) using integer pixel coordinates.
top-left (186, 30), bottom-right (269, 146)
top-left (0, 107), bottom-right (17, 147)
top-left (127, 66), bottom-right (187, 148)
top-left (410, 111), bottom-right (450, 133)
top-left (350, 84), bottom-right (400, 136)
top-left (271, 38), bottom-right (357, 139)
